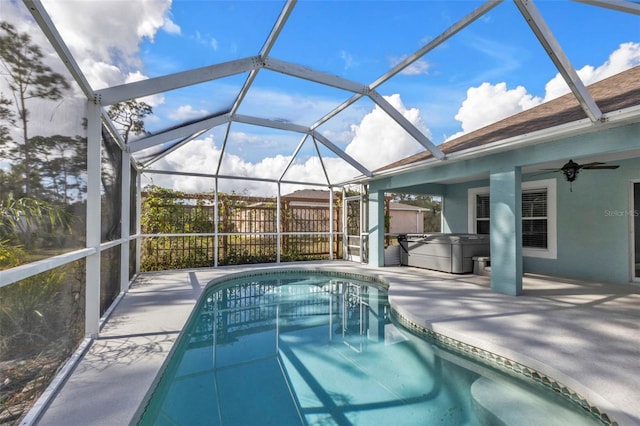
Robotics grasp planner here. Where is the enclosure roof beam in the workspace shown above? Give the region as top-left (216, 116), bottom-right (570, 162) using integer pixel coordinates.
top-left (143, 169), bottom-right (328, 187)
top-left (130, 113), bottom-right (230, 153)
top-left (95, 57), bottom-right (261, 106)
top-left (368, 90), bottom-right (446, 160)
top-left (312, 135), bottom-right (332, 186)
top-left (264, 58), bottom-right (369, 94)
top-left (215, 122), bottom-right (233, 175)
top-left (233, 114), bottom-right (310, 134)
top-left (231, 115), bottom-right (371, 177)
top-left (370, 0), bottom-right (502, 90)
top-left (311, 94), bottom-right (365, 130)
top-left (231, 69), bottom-right (259, 116)
top-left (101, 111), bottom-right (126, 151)
top-left (515, 0), bottom-right (602, 122)
top-left (141, 129), bottom-right (209, 168)
top-left (311, 131), bottom-right (372, 177)
top-left (310, 1), bottom-right (501, 132)
top-left (235, 6), bottom-right (294, 114)
top-left (25, 0), bottom-right (95, 100)
top-left (572, 0), bottom-right (640, 14)
top-left (279, 134), bottom-right (309, 182)
top-left (260, 0), bottom-right (297, 58)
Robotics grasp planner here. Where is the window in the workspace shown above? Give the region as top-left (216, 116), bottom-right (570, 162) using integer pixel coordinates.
top-left (522, 190), bottom-right (547, 249)
top-left (475, 194), bottom-right (490, 235)
top-left (468, 179), bottom-right (557, 259)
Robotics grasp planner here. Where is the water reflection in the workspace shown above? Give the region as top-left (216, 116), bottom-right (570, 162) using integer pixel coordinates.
top-left (191, 277), bottom-right (389, 360)
top-left (139, 274), bottom-right (602, 426)
top-left (140, 276), bottom-right (471, 425)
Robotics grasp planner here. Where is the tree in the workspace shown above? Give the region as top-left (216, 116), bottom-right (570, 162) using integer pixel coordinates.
top-left (101, 100), bottom-right (152, 241)
top-left (107, 100), bottom-right (152, 145)
top-left (0, 93), bottom-right (14, 146)
top-left (30, 134), bottom-right (87, 204)
top-left (0, 21), bottom-right (70, 197)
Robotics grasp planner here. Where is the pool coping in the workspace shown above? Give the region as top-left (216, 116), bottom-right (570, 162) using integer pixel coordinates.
top-left (28, 261), bottom-right (640, 426)
top-left (390, 307), bottom-right (612, 424)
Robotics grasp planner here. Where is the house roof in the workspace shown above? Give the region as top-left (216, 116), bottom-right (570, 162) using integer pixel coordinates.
top-left (281, 189), bottom-right (339, 201)
top-left (376, 65), bottom-right (640, 172)
top-left (389, 201), bottom-right (427, 212)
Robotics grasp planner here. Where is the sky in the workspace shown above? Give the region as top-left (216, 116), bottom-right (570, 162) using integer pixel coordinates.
top-left (2, 0), bottom-right (639, 196)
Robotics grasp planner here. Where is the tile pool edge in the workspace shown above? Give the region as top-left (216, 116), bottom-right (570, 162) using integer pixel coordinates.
top-left (201, 266), bottom-right (391, 292)
top-left (129, 265), bottom-right (623, 426)
top-left (390, 307), bottom-right (616, 426)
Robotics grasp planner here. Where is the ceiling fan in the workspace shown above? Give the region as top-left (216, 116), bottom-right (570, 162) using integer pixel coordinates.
top-left (543, 159), bottom-right (620, 190)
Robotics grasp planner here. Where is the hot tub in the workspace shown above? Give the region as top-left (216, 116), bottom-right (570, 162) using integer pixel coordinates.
top-left (398, 233), bottom-right (490, 274)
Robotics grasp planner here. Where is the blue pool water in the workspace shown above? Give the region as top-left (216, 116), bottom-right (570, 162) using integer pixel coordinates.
top-left (136, 271), bottom-right (602, 425)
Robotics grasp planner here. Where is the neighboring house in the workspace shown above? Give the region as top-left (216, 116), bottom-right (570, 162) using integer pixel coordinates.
top-left (281, 189), bottom-right (341, 233)
top-left (283, 190), bottom-right (427, 235)
top-left (232, 202), bottom-right (277, 233)
top-left (388, 202), bottom-right (426, 234)
top-left (366, 66), bottom-right (640, 295)
top-left (282, 189), bottom-right (341, 207)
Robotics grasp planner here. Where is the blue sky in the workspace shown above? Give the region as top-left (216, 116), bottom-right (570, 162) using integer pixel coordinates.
top-left (4, 0), bottom-right (640, 194)
top-left (136, 1), bottom-right (639, 141)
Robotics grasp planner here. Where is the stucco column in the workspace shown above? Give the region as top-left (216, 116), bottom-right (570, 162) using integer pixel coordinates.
top-left (490, 167), bottom-right (523, 295)
top-left (368, 189), bottom-right (385, 267)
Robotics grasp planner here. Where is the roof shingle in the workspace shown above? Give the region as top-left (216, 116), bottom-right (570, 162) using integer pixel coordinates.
top-left (377, 66), bottom-right (640, 172)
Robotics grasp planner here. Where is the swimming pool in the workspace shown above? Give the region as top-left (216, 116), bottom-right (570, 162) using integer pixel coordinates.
top-left (135, 270), bottom-right (603, 425)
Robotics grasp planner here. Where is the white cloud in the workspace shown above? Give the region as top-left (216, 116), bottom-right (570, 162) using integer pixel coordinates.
top-left (449, 42), bottom-right (640, 140)
top-left (168, 105), bottom-right (210, 121)
top-left (192, 32), bottom-right (219, 50)
top-left (146, 132), bottom-right (366, 196)
top-left (162, 18), bottom-right (181, 35)
top-left (149, 95), bottom-right (430, 195)
top-left (124, 71), bottom-right (165, 107)
top-left (345, 94), bottom-right (429, 170)
top-left (41, 0), bottom-right (175, 89)
top-left (450, 83), bottom-right (542, 137)
top-left (340, 50), bottom-right (355, 70)
top-left (237, 88), bottom-right (353, 127)
top-left (390, 55), bottom-right (431, 76)
top-left (544, 42), bottom-right (640, 101)
top-left (403, 59), bottom-right (431, 76)
top-left (147, 136), bottom-right (292, 195)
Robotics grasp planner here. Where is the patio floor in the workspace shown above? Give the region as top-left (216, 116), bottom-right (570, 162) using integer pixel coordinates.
top-left (32, 261), bottom-right (640, 426)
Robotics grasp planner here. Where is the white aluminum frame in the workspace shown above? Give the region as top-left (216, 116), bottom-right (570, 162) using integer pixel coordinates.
top-left (3, 0), bottom-right (638, 341)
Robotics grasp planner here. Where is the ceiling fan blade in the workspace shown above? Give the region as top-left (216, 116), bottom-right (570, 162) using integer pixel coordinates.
top-left (579, 162), bottom-right (605, 168)
top-left (582, 165), bottom-right (619, 169)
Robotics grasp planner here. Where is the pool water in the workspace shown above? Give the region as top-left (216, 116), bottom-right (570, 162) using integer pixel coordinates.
top-left (136, 271), bottom-right (602, 426)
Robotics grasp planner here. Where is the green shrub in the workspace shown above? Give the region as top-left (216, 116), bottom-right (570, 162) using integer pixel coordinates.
top-left (0, 242), bottom-right (26, 269)
top-left (0, 269), bottom-right (65, 358)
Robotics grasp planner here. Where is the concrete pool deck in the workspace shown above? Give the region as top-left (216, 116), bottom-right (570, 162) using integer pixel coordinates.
top-left (31, 261), bottom-right (640, 425)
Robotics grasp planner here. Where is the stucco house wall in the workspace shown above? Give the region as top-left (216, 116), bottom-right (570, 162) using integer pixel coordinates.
top-left (439, 156), bottom-right (640, 284)
top-left (367, 67), bottom-right (640, 291)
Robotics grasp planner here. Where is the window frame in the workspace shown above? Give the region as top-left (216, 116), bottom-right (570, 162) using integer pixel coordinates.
top-left (467, 178), bottom-right (557, 259)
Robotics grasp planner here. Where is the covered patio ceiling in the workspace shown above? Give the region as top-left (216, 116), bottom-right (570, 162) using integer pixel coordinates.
top-left (25, 0), bottom-right (640, 193)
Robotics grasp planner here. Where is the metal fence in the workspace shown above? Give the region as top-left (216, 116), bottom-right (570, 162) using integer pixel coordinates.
top-left (140, 193), bottom-right (346, 271)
